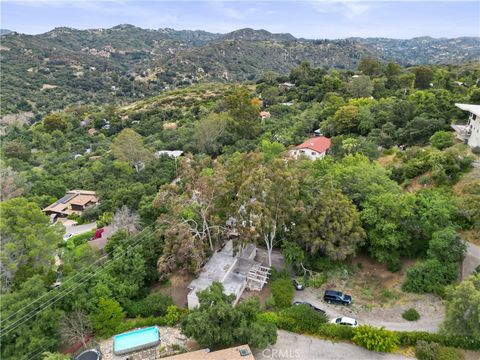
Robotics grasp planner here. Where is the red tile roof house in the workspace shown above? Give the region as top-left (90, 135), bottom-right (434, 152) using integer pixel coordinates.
top-left (260, 111), bottom-right (271, 121)
top-left (289, 136), bottom-right (331, 160)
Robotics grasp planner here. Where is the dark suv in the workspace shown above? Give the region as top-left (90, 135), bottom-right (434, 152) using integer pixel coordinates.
top-left (323, 290), bottom-right (352, 305)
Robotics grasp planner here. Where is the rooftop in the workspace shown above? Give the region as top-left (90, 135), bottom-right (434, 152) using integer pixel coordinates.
top-left (455, 103), bottom-right (480, 117)
top-left (295, 136), bottom-right (331, 153)
top-left (187, 241), bottom-right (257, 300)
top-left (164, 345), bottom-right (254, 360)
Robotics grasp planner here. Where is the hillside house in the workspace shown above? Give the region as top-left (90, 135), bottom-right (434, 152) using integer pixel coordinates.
top-left (155, 150), bottom-right (184, 158)
top-left (187, 241), bottom-right (270, 309)
top-left (43, 190), bottom-right (98, 221)
top-left (452, 103), bottom-right (480, 148)
top-left (289, 136), bottom-right (331, 160)
top-left (260, 111), bottom-right (271, 121)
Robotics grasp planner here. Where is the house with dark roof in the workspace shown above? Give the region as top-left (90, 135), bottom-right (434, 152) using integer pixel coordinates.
top-left (42, 190), bottom-right (98, 221)
top-left (289, 136), bottom-right (331, 160)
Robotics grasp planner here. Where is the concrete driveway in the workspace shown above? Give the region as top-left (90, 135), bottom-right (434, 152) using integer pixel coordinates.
top-left (65, 222), bottom-right (97, 236)
top-left (294, 288), bottom-right (444, 333)
top-left (253, 331), bottom-right (411, 360)
top-left (463, 241), bottom-right (480, 279)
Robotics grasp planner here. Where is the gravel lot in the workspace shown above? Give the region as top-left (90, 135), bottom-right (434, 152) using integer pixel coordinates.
top-left (253, 330), bottom-right (412, 360)
top-left (294, 288), bottom-right (444, 332)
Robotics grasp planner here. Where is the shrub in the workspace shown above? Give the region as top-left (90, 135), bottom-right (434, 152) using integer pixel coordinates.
top-left (402, 308), bottom-right (420, 321)
top-left (397, 331), bottom-right (480, 350)
top-left (256, 312), bottom-right (279, 325)
top-left (91, 298), bottom-right (125, 338)
top-left (271, 278), bottom-right (294, 309)
top-left (307, 273), bottom-right (327, 288)
top-left (415, 341), bottom-right (463, 360)
top-left (277, 305), bottom-right (328, 333)
top-left (66, 230), bottom-right (95, 249)
top-left (164, 305), bottom-right (181, 326)
top-left (352, 325), bottom-right (399, 353)
top-left (402, 259), bottom-right (458, 294)
top-left (126, 292), bottom-right (174, 317)
top-left (430, 131), bottom-right (454, 150)
top-left (317, 323), bottom-right (355, 341)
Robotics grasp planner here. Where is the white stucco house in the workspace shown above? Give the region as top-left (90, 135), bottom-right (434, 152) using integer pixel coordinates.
top-left (452, 103), bottom-right (480, 148)
top-left (289, 136), bottom-right (332, 160)
top-left (186, 241), bottom-right (270, 309)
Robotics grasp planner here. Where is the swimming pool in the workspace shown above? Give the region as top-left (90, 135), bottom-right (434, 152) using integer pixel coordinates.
top-left (113, 326), bottom-right (160, 355)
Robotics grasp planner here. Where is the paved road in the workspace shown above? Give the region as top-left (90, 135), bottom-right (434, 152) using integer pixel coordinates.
top-left (65, 222), bottom-right (97, 236)
top-left (294, 288), bottom-right (443, 333)
top-left (463, 241), bottom-right (480, 279)
top-left (254, 330), bottom-right (411, 360)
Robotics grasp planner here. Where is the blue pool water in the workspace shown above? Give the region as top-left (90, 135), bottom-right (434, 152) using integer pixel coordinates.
top-left (113, 326), bottom-right (160, 354)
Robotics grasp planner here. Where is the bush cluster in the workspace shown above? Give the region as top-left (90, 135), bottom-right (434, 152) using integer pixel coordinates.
top-left (401, 308), bottom-right (420, 321)
top-left (306, 273), bottom-right (328, 288)
top-left (352, 325), bottom-right (399, 353)
top-left (270, 278), bottom-right (294, 309)
top-left (119, 305), bottom-right (183, 333)
top-left (277, 305), bottom-right (328, 334)
top-left (397, 331), bottom-right (480, 350)
top-left (124, 292), bottom-right (174, 318)
top-left (274, 307), bottom-right (480, 351)
top-left (65, 230), bottom-right (95, 249)
top-left (415, 340), bottom-right (463, 360)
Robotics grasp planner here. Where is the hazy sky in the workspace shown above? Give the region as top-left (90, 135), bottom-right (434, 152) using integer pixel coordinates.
top-left (1, 1), bottom-right (479, 39)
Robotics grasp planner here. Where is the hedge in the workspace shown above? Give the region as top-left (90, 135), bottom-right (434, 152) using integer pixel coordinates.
top-left (66, 230), bottom-right (95, 248)
top-left (116, 306), bottom-right (183, 334)
top-left (273, 307), bottom-right (480, 351)
top-left (270, 278), bottom-right (294, 309)
top-left (396, 331), bottom-right (480, 350)
top-left (415, 340), bottom-right (463, 360)
top-left (352, 325), bottom-right (398, 353)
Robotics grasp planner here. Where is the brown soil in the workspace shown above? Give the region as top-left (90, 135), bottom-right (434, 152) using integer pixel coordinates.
top-left (150, 272), bottom-right (194, 309)
top-left (240, 281), bottom-right (272, 307)
top-left (377, 154), bottom-right (396, 167)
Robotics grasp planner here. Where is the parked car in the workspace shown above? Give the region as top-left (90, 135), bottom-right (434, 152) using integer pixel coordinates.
top-left (323, 290), bottom-right (352, 305)
top-left (63, 233), bottom-right (73, 241)
top-left (292, 301), bottom-right (326, 315)
top-left (52, 272), bottom-right (62, 289)
top-left (292, 278), bottom-right (304, 291)
top-left (330, 316), bottom-right (358, 327)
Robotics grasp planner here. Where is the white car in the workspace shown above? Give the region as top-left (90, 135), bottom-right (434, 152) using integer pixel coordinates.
top-left (330, 316), bottom-right (358, 327)
top-left (63, 233), bottom-right (73, 241)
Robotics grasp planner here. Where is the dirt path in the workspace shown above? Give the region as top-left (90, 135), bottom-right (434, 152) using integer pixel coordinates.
top-left (463, 241), bottom-right (480, 279)
top-left (254, 330), bottom-right (412, 360)
top-left (294, 288), bottom-right (444, 333)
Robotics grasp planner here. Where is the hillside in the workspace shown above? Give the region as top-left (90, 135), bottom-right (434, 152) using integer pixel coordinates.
top-left (1, 25), bottom-right (479, 116)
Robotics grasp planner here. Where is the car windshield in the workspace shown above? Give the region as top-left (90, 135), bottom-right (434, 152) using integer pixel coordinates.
top-left (335, 318), bottom-right (342, 323)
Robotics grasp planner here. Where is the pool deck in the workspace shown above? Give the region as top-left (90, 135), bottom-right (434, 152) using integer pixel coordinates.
top-left (99, 326), bottom-right (188, 360)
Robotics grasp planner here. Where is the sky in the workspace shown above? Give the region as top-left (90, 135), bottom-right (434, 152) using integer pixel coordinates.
top-left (1, 0), bottom-right (479, 39)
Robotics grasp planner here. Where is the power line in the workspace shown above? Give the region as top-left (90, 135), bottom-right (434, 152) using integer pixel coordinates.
top-left (1, 222), bottom-right (155, 324)
top-left (1, 225), bottom-right (156, 337)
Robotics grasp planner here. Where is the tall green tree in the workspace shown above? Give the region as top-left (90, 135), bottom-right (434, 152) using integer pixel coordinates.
top-left (181, 283), bottom-right (276, 348)
top-left (225, 86), bottom-right (260, 139)
top-left (412, 67), bottom-right (434, 89)
top-left (294, 186), bottom-right (365, 260)
top-left (193, 112), bottom-right (228, 155)
top-left (0, 276), bottom-right (62, 359)
top-left (90, 298), bottom-right (125, 338)
top-left (0, 197), bottom-right (62, 289)
top-left (111, 128), bottom-right (152, 173)
top-left (361, 193), bottom-right (414, 269)
top-left (442, 273), bottom-right (480, 341)
top-left (235, 156), bottom-right (299, 266)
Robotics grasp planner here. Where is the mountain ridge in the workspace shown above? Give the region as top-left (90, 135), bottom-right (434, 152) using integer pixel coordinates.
top-left (1, 24), bottom-right (479, 116)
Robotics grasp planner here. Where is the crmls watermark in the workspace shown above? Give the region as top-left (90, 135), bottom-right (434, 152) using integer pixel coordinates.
top-left (261, 348), bottom-right (301, 359)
